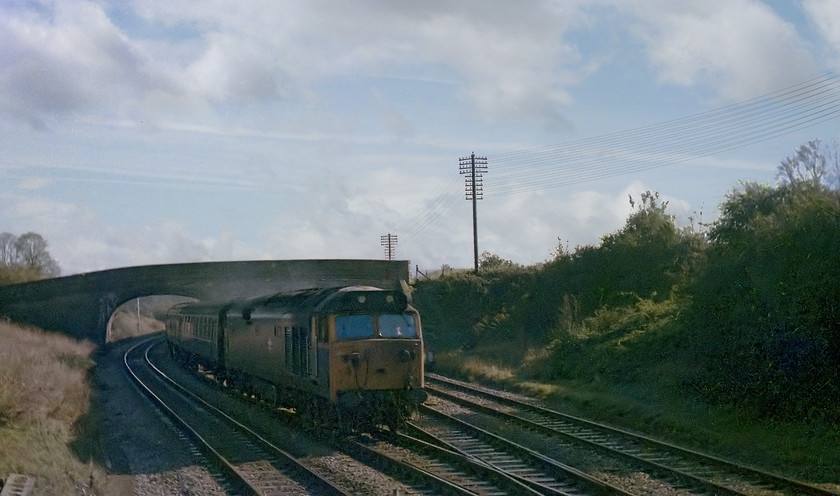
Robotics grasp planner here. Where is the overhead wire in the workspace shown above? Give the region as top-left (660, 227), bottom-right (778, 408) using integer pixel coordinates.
top-left (391, 73), bottom-right (840, 257)
top-left (487, 73), bottom-right (840, 196)
top-left (396, 177), bottom-right (463, 253)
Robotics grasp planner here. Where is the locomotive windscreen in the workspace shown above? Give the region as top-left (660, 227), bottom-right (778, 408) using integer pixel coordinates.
top-left (378, 313), bottom-right (417, 338)
top-left (336, 314), bottom-right (375, 340)
top-left (335, 313), bottom-right (417, 340)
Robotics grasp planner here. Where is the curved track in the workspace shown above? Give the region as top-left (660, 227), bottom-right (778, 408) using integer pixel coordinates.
top-left (123, 337), bottom-right (349, 495)
top-left (128, 336), bottom-right (575, 494)
top-left (425, 373), bottom-right (836, 496)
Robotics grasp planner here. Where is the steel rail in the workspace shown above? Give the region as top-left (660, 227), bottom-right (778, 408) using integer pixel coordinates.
top-left (411, 405), bottom-right (632, 496)
top-left (123, 337), bottom-right (260, 495)
top-left (148, 336), bottom-right (501, 495)
top-left (374, 429), bottom-right (545, 495)
top-left (148, 334), bottom-right (547, 495)
top-left (143, 338), bottom-right (351, 495)
top-left (126, 337), bottom-right (349, 495)
top-left (426, 373), bottom-right (836, 496)
top-left (335, 435), bottom-right (478, 495)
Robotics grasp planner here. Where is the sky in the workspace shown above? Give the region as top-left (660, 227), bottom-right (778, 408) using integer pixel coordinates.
top-left (2, 0), bottom-right (840, 276)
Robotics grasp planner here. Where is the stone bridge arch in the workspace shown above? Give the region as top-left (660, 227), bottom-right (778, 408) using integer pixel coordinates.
top-left (0, 259), bottom-right (410, 345)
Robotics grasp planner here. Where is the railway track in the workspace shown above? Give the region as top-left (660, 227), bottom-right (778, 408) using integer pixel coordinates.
top-left (425, 373), bottom-right (836, 496)
top-left (123, 335), bottom-right (833, 495)
top-left (404, 408), bottom-right (631, 495)
top-left (133, 336), bottom-right (596, 494)
top-left (124, 337), bottom-right (348, 495)
top-left (343, 431), bottom-right (542, 495)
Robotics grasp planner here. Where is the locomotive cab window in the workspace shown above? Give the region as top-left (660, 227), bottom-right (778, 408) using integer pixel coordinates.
top-left (378, 313), bottom-right (417, 338)
top-left (334, 313), bottom-right (418, 340)
top-left (335, 314), bottom-right (375, 340)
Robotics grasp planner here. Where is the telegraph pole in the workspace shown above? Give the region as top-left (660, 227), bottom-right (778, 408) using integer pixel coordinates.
top-left (459, 152), bottom-right (488, 272)
top-left (380, 233), bottom-right (398, 260)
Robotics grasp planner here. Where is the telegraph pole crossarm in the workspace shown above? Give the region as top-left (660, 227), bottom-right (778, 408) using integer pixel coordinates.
top-left (380, 233), bottom-right (398, 260)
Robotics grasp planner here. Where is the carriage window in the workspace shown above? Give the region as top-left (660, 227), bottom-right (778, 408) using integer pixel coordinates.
top-left (335, 315), bottom-right (375, 340)
top-left (378, 313), bottom-right (417, 338)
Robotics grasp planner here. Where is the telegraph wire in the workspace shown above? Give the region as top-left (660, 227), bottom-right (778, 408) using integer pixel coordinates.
top-left (490, 75), bottom-right (840, 180)
top-left (491, 73), bottom-right (839, 169)
top-left (397, 181), bottom-right (462, 253)
top-left (489, 73), bottom-right (840, 178)
top-left (492, 99), bottom-right (840, 195)
top-left (393, 73), bottom-right (840, 256)
top-left (489, 99), bottom-right (840, 196)
top-left (487, 73), bottom-right (840, 196)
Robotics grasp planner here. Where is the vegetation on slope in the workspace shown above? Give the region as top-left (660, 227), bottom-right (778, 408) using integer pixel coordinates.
top-left (0, 321), bottom-right (105, 495)
top-left (418, 177), bottom-right (839, 419)
top-left (413, 145), bottom-right (840, 481)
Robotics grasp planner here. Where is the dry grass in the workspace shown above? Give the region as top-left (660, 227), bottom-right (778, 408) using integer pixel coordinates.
top-left (435, 349), bottom-right (515, 382)
top-left (0, 321), bottom-right (105, 495)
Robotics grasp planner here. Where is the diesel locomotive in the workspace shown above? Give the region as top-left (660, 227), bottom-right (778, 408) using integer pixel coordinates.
top-left (165, 285), bottom-right (427, 430)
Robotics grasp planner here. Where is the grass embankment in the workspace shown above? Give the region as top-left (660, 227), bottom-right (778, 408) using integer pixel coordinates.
top-left (429, 300), bottom-right (840, 489)
top-left (0, 321), bottom-right (105, 495)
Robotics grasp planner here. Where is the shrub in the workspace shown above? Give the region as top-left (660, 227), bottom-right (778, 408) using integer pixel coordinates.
top-left (686, 182), bottom-right (840, 421)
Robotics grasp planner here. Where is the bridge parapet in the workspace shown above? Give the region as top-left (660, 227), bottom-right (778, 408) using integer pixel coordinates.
top-left (0, 259), bottom-right (410, 344)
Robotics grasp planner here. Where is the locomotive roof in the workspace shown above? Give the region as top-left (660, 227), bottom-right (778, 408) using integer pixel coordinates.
top-left (238, 285), bottom-right (407, 311)
top-left (167, 285), bottom-right (410, 317)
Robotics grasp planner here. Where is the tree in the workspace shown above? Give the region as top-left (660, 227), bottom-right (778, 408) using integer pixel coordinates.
top-left (775, 139), bottom-right (828, 188)
top-left (0, 231), bottom-right (61, 283)
top-left (689, 179), bottom-right (840, 420)
top-left (14, 232), bottom-right (60, 277)
top-left (0, 232), bottom-right (16, 266)
top-left (825, 138), bottom-right (840, 190)
top-left (593, 190), bottom-right (705, 305)
top-left (478, 251), bottom-right (520, 271)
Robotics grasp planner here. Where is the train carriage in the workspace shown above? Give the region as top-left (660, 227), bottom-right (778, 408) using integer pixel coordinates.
top-left (165, 301), bottom-right (226, 368)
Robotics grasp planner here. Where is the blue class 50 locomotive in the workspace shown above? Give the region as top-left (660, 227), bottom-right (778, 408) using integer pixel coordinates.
top-left (165, 286), bottom-right (427, 429)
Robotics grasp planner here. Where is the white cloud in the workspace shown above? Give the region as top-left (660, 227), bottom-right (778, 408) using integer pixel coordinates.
top-left (623, 0), bottom-right (818, 101)
top-left (477, 181), bottom-right (644, 265)
top-left (803, 0), bottom-right (840, 67)
top-left (0, 0), bottom-right (173, 126)
top-left (17, 177), bottom-right (53, 191)
top-left (0, 190), bottom-right (267, 274)
top-left (182, 32), bottom-right (289, 103)
top-left (106, 1), bottom-right (592, 128)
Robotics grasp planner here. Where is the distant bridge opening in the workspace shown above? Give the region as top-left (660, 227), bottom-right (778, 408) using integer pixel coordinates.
top-left (107, 295), bottom-right (195, 343)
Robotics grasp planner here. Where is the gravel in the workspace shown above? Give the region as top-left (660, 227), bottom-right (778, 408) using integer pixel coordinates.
top-left (93, 336), bottom-right (417, 495)
top-left (94, 338), bottom-right (227, 495)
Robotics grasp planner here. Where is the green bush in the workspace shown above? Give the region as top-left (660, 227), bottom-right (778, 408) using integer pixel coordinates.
top-left (414, 181), bottom-right (839, 423)
top-left (685, 182), bottom-right (840, 421)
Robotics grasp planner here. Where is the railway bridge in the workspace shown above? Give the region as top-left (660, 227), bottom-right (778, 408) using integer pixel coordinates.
top-left (0, 259), bottom-right (409, 345)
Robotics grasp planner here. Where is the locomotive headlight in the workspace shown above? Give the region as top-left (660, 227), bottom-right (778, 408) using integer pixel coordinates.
top-left (357, 295), bottom-right (366, 304)
top-left (386, 295), bottom-right (394, 303)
